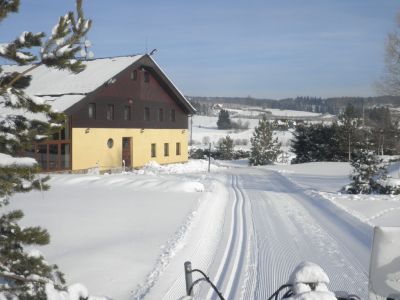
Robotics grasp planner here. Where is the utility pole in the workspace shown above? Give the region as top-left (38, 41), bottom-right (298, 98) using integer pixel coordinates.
top-left (190, 115), bottom-right (193, 146)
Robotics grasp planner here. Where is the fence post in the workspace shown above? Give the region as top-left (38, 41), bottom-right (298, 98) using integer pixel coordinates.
top-left (184, 261), bottom-right (193, 296)
top-left (208, 143), bottom-right (211, 173)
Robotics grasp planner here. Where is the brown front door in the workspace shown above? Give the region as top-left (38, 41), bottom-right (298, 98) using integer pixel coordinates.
top-left (122, 137), bottom-right (132, 168)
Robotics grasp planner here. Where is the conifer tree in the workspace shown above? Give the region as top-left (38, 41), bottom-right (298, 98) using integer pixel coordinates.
top-left (218, 135), bottom-right (234, 160)
top-left (345, 142), bottom-right (385, 194)
top-left (217, 109), bottom-right (232, 129)
top-left (249, 115), bottom-right (281, 166)
top-left (290, 123), bottom-right (311, 164)
top-left (0, 1), bottom-right (92, 298)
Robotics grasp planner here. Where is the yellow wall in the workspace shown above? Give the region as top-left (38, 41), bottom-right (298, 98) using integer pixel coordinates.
top-left (72, 128), bottom-right (189, 171)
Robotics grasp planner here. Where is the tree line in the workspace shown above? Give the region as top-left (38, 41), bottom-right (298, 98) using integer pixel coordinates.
top-left (189, 95), bottom-right (400, 116)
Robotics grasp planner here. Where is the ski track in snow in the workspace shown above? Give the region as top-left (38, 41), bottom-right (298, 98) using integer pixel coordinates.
top-left (241, 169), bottom-right (369, 299)
top-left (130, 167), bottom-right (372, 299)
top-left (207, 175), bottom-right (251, 300)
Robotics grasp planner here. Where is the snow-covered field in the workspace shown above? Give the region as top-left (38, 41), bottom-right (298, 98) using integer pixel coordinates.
top-left (7, 158), bottom-right (400, 299)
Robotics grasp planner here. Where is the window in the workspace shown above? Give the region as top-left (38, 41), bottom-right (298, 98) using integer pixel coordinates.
top-left (176, 142), bottom-right (181, 155)
top-left (88, 103), bottom-right (96, 119)
top-left (164, 143), bottom-right (169, 157)
top-left (107, 104), bottom-right (114, 120)
top-left (131, 69), bottom-right (137, 80)
top-left (151, 143), bottom-right (156, 158)
top-left (124, 105), bottom-right (131, 121)
top-left (144, 107), bottom-right (150, 121)
top-left (107, 138), bottom-right (114, 148)
top-left (144, 71), bottom-right (150, 83)
top-left (158, 108), bottom-right (164, 122)
top-left (170, 109), bottom-right (176, 122)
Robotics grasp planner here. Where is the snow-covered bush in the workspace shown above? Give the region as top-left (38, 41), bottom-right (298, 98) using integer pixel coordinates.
top-left (344, 148), bottom-right (400, 194)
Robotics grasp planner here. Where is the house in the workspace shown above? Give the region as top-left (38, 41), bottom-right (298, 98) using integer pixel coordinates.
top-left (2, 54), bottom-right (196, 172)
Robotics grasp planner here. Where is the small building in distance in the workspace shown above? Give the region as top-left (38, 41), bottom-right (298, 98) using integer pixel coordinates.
top-left (2, 54), bottom-right (196, 172)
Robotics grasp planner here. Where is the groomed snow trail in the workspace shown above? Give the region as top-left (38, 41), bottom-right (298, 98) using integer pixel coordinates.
top-left (133, 167), bottom-right (371, 299)
top-left (236, 168), bottom-right (369, 299)
top-left (197, 168), bottom-right (369, 299)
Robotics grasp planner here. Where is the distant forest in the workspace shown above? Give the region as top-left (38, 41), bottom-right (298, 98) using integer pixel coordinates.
top-left (187, 95), bottom-right (400, 115)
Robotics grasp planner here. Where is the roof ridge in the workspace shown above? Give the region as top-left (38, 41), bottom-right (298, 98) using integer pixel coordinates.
top-left (78, 53), bottom-right (144, 61)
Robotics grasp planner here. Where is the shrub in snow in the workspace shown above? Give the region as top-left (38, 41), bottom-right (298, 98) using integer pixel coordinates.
top-left (249, 115), bottom-right (281, 166)
top-left (0, 1), bottom-right (96, 298)
top-left (189, 147), bottom-right (249, 160)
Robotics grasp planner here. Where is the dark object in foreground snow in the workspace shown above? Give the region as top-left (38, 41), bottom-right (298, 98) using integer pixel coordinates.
top-left (183, 226), bottom-right (400, 300)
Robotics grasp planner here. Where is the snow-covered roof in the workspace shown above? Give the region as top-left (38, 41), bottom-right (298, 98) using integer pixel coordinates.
top-left (2, 55), bottom-right (144, 112)
top-left (1, 54), bottom-right (196, 114)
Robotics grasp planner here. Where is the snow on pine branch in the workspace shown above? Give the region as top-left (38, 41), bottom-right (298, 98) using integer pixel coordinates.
top-left (0, 153), bottom-right (37, 168)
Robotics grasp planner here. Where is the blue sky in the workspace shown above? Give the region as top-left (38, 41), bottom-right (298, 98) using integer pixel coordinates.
top-left (1, 0), bottom-right (400, 99)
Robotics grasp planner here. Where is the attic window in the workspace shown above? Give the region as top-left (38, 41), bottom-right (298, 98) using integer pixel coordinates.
top-left (131, 69), bottom-right (137, 80)
top-left (107, 104), bottom-right (114, 120)
top-left (144, 107), bottom-right (150, 121)
top-left (144, 71), bottom-right (150, 83)
top-left (124, 105), bottom-right (131, 121)
top-left (170, 109), bottom-right (176, 122)
top-left (88, 103), bottom-right (96, 119)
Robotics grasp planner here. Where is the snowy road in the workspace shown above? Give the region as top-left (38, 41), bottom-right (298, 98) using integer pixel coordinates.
top-left (191, 167), bottom-right (370, 299)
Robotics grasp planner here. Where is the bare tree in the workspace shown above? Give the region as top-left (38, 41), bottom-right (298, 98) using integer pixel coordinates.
top-left (377, 12), bottom-right (400, 96)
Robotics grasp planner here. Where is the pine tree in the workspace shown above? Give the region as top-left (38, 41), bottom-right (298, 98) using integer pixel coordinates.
top-left (249, 115), bottom-right (281, 166)
top-left (0, 1), bottom-right (91, 298)
top-left (216, 109), bottom-right (232, 129)
top-left (218, 135), bottom-right (234, 160)
top-left (291, 123), bottom-right (312, 164)
top-left (345, 143), bottom-right (385, 194)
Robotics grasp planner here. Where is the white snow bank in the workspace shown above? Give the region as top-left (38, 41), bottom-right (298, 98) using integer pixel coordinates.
top-left (0, 153), bottom-right (37, 167)
top-left (134, 159), bottom-right (221, 175)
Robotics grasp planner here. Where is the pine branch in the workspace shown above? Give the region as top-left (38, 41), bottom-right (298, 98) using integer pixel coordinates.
top-left (0, 0), bottom-right (19, 22)
top-left (0, 272), bottom-right (48, 284)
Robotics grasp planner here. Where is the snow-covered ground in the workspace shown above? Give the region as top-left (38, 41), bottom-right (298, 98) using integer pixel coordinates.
top-left (5, 106), bottom-right (400, 299)
top-left (6, 158), bottom-right (400, 299)
top-left (264, 161), bottom-right (400, 228)
top-left (7, 161), bottom-right (226, 299)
